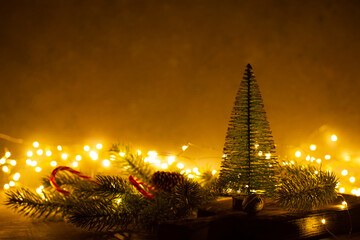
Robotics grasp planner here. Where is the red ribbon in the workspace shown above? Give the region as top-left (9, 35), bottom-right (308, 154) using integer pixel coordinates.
top-left (50, 166), bottom-right (98, 196)
top-left (129, 175), bottom-right (155, 199)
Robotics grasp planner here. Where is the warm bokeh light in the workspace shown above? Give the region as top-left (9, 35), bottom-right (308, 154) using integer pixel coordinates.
top-left (321, 219), bottom-right (326, 224)
top-left (0, 158), bottom-right (5, 164)
top-left (212, 170), bottom-right (217, 175)
top-left (26, 159), bottom-right (31, 165)
top-left (27, 151), bottom-right (33, 157)
top-left (4, 184), bottom-right (9, 190)
top-left (331, 134), bottom-right (338, 142)
top-left (96, 143), bottom-right (103, 149)
top-left (177, 163), bottom-right (184, 169)
top-left (306, 155), bottom-right (310, 161)
top-left (310, 145), bottom-right (316, 151)
top-left (13, 173), bottom-right (20, 181)
top-left (341, 170), bottom-right (348, 176)
top-left (258, 151), bottom-right (263, 156)
top-left (339, 187), bottom-right (345, 193)
top-left (72, 162), bottom-right (78, 167)
top-left (84, 145), bottom-right (90, 151)
top-left (46, 150), bottom-right (52, 156)
top-left (50, 161), bottom-right (57, 167)
top-left (265, 153), bottom-right (271, 159)
top-left (325, 155), bottom-right (331, 160)
top-left (33, 141), bottom-right (40, 148)
top-left (5, 152), bottom-right (11, 158)
top-left (31, 161), bottom-right (37, 167)
top-left (316, 159), bottom-right (321, 164)
top-left (57, 145), bottom-right (62, 151)
top-left (61, 153), bottom-right (68, 160)
top-left (119, 152), bottom-right (125, 157)
top-left (182, 145), bottom-right (188, 151)
top-left (350, 177), bottom-right (355, 183)
top-left (36, 149), bottom-right (43, 155)
top-left (76, 155), bottom-right (82, 161)
top-left (295, 151), bottom-right (301, 158)
top-left (9, 181), bottom-right (15, 187)
top-left (102, 159), bottom-right (110, 167)
top-left (161, 163), bottom-right (168, 169)
top-left (2, 166), bottom-right (9, 173)
top-left (167, 156), bottom-right (176, 165)
top-left (137, 150), bottom-right (141, 155)
top-left (35, 167), bottom-right (42, 172)
top-left (89, 151), bottom-right (98, 160)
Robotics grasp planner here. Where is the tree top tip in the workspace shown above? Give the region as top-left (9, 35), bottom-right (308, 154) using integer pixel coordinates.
top-left (246, 63), bottom-right (253, 69)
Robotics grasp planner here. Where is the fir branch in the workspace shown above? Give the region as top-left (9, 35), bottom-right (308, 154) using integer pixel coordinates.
top-left (275, 164), bottom-right (338, 211)
top-left (5, 187), bottom-right (73, 218)
top-left (93, 175), bottom-right (135, 198)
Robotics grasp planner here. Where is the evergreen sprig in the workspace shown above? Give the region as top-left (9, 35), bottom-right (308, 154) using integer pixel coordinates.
top-left (275, 164), bottom-right (338, 211)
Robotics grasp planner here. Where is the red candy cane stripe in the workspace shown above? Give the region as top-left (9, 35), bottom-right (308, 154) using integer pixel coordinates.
top-left (129, 175), bottom-right (155, 199)
top-left (50, 166), bottom-right (98, 196)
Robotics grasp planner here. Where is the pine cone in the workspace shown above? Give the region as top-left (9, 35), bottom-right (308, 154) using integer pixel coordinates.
top-left (151, 171), bottom-right (185, 192)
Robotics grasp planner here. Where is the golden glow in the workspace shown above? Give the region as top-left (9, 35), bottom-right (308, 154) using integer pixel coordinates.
top-left (295, 151), bottom-right (301, 158)
top-left (345, 155), bottom-right (351, 161)
top-left (148, 151), bottom-right (157, 157)
top-left (96, 143), bottom-right (103, 149)
top-left (185, 169), bottom-right (191, 174)
top-left (265, 153), bottom-right (271, 159)
top-left (258, 151), bottom-right (263, 156)
top-left (5, 152), bottom-right (11, 158)
top-left (331, 134), bottom-right (338, 142)
top-left (9, 181), bottom-right (15, 187)
top-left (0, 158), bottom-right (5, 164)
top-left (35, 167), bottom-right (42, 172)
top-left (9, 160), bottom-right (16, 166)
top-left (321, 219), bottom-right (326, 224)
top-left (57, 145), bottom-right (62, 151)
top-left (212, 170), bottom-right (217, 175)
top-left (306, 155), bottom-right (310, 161)
top-left (254, 144), bottom-right (259, 149)
top-left (325, 155), bottom-right (331, 160)
top-left (102, 159), bottom-right (110, 167)
top-left (341, 170), bottom-right (348, 176)
top-left (137, 150), bottom-right (142, 155)
top-left (36, 149), bottom-right (43, 155)
top-left (177, 163), bottom-right (184, 169)
top-left (161, 163), bottom-right (168, 169)
top-left (2, 166), bottom-right (9, 172)
top-left (89, 151), bottom-right (98, 160)
top-left (167, 156), bottom-right (176, 165)
top-left (76, 155), bottom-right (82, 161)
top-left (36, 186), bottom-right (44, 195)
top-left (13, 173), bottom-right (20, 181)
top-left (339, 187), bottom-right (345, 193)
top-left (316, 159), bottom-right (321, 164)
top-left (351, 189), bottom-right (358, 195)
top-left (182, 145), bottom-right (188, 151)
top-left (50, 161), bottom-right (57, 167)
top-left (33, 141), bottom-right (40, 148)
top-left (314, 171), bottom-right (319, 174)
top-left (27, 151), bottom-right (33, 157)
top-left (61, 153), bottom-right (68, 160)
top-left (117, 198), bottom-right (122, 204)
top-left (119, 152), bottom-right (125, 157)
top-left (84, 145), bottom-right (90, 151)
top-left (222, 154), bottom-right (227, 158)
top-left (46, 150), bottom-right (52, 156)
top-left (188, 174), bottom-right (194, 178)
top-left (26, 159), bottom-right (31, 165)
top-left (193, 167), bottom-right (200, 175)
top-left (31, 161), bottom-right (37, 167)
top-left (4, 184), bottom-right (9, 190)
top-left (72, 162), bottom-right (78, 167)
top-left (350, 177), bottom-right (355, 183)
top-left (342, 201), bottom-right (347, 206)
top-left (310, 145), bottom-right (316, 151)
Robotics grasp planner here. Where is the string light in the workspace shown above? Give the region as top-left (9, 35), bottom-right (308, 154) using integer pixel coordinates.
top-left (31, 161), bottom-right (37, 167)
top-left (350, 177), bottom-right (355, 183)
top-left (4, 184), bottom-right (9, 190)
top-left (325, 155), bottom-right (331, 160)
top-left (167, 156), bottom-right (176, 165)
top-left (5, 152), bottom-right (11, 158)
top-left (57, 145), bottom-right (62, 151)
top-left (321, 219), bottom-right (326, 224)
top-left (76, 155), bottom-right (82, 161)
top-left (295, 151), bottom-right (301, 158)
top-left (96, 143), bottom-right (103, 149)
top-left (119, 152), bottom-right (125, 157)
top-left (310, 145), bottom-right (316, 151)
top-left (33, 142), bottom-right (39, 148)
top-left (50, 161), bottom-right (57, 167)
top-left (46, 150), bottom-right (52, 156)
top-left (36, 149), bottom-right (43, 155)
top-left (89, 151), bottom-right (98, 160)
top-left (341, 170), bottom-right (348, 176)
top-left (61, 153), bottom-right (68, 160)
top-left (72, 162), bottom-right (78, 168)
top-left (212, 170), bottom-right (217, 175)
top-left (84, 145), bottom-right (90, 152)
top-left (339, 187), bottom-right (345, 193)
top-left (137, 150), bottom-right (141, 155)
top-left (35, 167), bottom-right (42, 172)
top-left (177, 163), bottom-right (184, 169)
top-left (13, 173), bottom-right (20, 181)
top-left (182, 145), bottom-right (188, 151)
top-left (9, 181), bottom-right (15, 187)
top-left (2, 166), bottom-right (9, 173)
top-left (27, 151), bottom-right (33, 157)
top-left (331, 135), bottom-right (338, 142)
top-left (161, 163), bottom-right (168, 169)
top-left (0, 158), bottom-right (5, 164)
top-left (102, 159), bottom-right (110, 167)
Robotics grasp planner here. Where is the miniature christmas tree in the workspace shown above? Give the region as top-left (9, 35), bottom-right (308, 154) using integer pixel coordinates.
top-left (219, 64), bottom-right (278, 196)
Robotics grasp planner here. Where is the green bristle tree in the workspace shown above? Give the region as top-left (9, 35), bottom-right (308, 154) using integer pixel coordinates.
top-left (219, 64), bottom-right (279, 196)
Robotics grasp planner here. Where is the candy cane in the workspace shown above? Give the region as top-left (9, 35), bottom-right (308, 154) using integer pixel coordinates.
top-left (129, 175), bottom-right (155, 199)
top-left (50, 166), bottom-right (98, 195)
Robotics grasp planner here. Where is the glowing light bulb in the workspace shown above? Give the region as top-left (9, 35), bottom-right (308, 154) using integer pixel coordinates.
top-left (342, 170), bottom-right (348, 176)
top-left (339, 187), bottom-right (345, 193)
top-left (26, 159), bottom-right (32, 165)
top-left (306, 155), bottom-right (310, 161)
top-left (31, 161), bottom-right (37, 167)
top-left (351, 189), bottom-right (358, 195)
top-left (13, 173), bottom-right (20, 181)
top-left (188, 174), bottom-right (194, 178)
top-left (310, 145), bottom-right (316, 151)
top-left (254, 144), bottom-right (259, 149)
top-left (331, 135), bottom-right (338, 142)
top-left (258, 151), bottom-right (263, 156)
top-left (182, 145), bottom-right (188, 151)
top-left (168, 156), bottom-right (176, 165)
top-left (84, 145), bottom-right (90, 152)
top-left (96, 143), bottom-right (103, 149)
top-left (117, 198), bottom-right (122, 204)
top-left (321, 219), bottom-right (326, 224)
top-left (5, 152), bottom-right (11, 158)
top-left (0, 158), bottom-right (5, 164)
top-left (342, 201), bottom-right (347, 206)
top-left (119, 152), bottom-right (125, 157)
top-left (161, 163), bottom-right (168, 169)
top-left (76, 155), bottom-right (82, 161)
top-left (350, 177), bottom-right (355, 183)
top-left (89, 151), bottom-right (98, 160)
top-left (35, 167), bottom-right (42, 172)
top-left (316, 159), bottom-right (321, 164)
top-left (57, 145), bottom-right (62, 151)
top-left (185, 169), bottom-right (191, 174)
top-left (177, 163), bottom-right (184, 169)
top-left (102, 159), bottom-right (110, 167)
top-left (2, 166), bottom-right (9, 172)
top-left (27, 151), bottom-right (33, 157)
top-left (325, 155), bottom-right (331, 160)
top-left (72, 162), bottom-right (78, 167)
top-left (4, 184), bottom-right (10, 190)
top-left (137, 150), bottom-right (141, 155)
top-left (36, 149), bottom-right (43, 155)
top-left (9, 160), bottom-right (16, 166)
top-left (212, 170), bottom-right (217, 175)
top-left (265, 153), bottom-right (271, 159)
top-left (9, 181), bottom-right (15, 187)
top-left (295, 151), bottom-right (301, 158)
top-left (33, 142), bottom-right (39, 148)
top-left (50, 161), bottom-right (57, 167)
top-left (148, 151), bottom-right (157, 157)
top-left (314, 171), bottom-right (319, 174)
top-left (193, 167), bottom-right (200, 175)
top-left (222, 154), bottom-right (227, 158)
top-left (46, 150), bottom-right (52, 156)
top-left (61, 153), bottom-right (68, 160)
